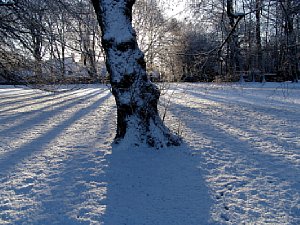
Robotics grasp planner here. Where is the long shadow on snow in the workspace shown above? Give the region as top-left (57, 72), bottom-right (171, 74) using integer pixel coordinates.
top-left (168, 102), bottom-right (300, 223)
top-left (0, 90), bottom-right (77, 114)
top-left (169, 101), bottom-right (300, 190)
top-left (170, 101), bottom-right (300, 175)
top-left (170, 94), bottom-right (300, 159)
top-left (174, 83), bottom-right (300, 105)
top-left (0, 91), bottom-right (53, 108)
top-left (170, 91), bottom-right (300, 157)
top-left (0, 91), bottom-right (92, 127)
top-left (102, 145), bottom-right (213, 225)
top-left (172, 90), bottom-right (300, 148)
top-left (171, 83), bottom-right (299, 116)
top-left (0, 91), bottom-right (111, 175)
top-left (0, 89), bottom-right (106, 138)
top-left (0, 91), bottom-right (45, 101)
top-left (185, 88), bottom-right (300, 119)
top-left (29, 103), bottom-right (116, 225)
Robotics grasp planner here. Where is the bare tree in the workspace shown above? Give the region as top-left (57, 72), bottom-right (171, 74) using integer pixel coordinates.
top-left (75, 0), bottom-right (101, 80)
top-left (255, 0), bottom-right (263, 80)
top-left (281, 0), bottom-right (299, 82)
top-left (0, 0), bottom-right (48, 82)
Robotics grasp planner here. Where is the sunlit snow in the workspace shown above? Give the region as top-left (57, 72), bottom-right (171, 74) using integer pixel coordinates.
top-left (0, 82), bottom-right (299, 224)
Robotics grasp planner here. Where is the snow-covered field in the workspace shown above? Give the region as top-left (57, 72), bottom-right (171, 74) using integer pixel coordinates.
top-left (0, 82), bottom-right (299, 224)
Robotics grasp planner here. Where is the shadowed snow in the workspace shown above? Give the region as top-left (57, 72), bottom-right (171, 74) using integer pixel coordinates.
top-left (0, 83), bottom-right (299, 224)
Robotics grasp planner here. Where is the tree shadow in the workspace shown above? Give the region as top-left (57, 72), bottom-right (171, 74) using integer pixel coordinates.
top-left (23, 104), bottom-right (116, 224)
top-left (0, 89), bottom-right (115, 224)
top-left (0, 90), bottom-right (105, 137)
top-left (0, 91), bottom-right (111, 175)
top-left (185, 88), bottom-right (300, 118)
top-left (165, 90), bottom-right (300, 160)
top-left (0, 91), bottom-right (76, 114)
top-left (166, 100), bottom-right (300, 224)
top-left (169, 100), bottom-right (300, 173)
top-left (102, 145), bottom-right (213, 225)
top-left (0, 91), bottom-right (43, 101)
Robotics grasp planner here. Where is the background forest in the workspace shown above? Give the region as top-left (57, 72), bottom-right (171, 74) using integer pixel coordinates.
top-left (0, 0), bottom-right (299, 84)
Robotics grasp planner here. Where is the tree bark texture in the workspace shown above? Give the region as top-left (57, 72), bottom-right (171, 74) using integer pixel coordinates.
top-left (91, 0), bottom-right (180, 147)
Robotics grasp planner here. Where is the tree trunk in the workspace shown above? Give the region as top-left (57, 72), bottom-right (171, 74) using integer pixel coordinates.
top-left (91, 0), bottom-right (180, 147)
top-left (227, 0), bottom-right (235, 77)
top-left (32, 28), bottom-right (43, 81)
top-left (256, 0), bottom-right (264, 81)
top-left (282, 0), bottom-right (298, 82)
top-left (226, 0), bottom-right (242, 79)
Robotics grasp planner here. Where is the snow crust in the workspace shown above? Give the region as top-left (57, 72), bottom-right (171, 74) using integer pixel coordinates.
top-left (0, 82), bottom-right (299, 224)
top-left (101, 0), bottom-right (140, 84)
top-left (101, 1), bottom-right (134, 45)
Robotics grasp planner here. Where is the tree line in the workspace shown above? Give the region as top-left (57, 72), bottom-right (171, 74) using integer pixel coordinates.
top-left (0, 0), bottom-right (101, 84)
top-left (179, 0), bottom-right (300, 82)
top-left (0, 0), bottom-right (299, 84)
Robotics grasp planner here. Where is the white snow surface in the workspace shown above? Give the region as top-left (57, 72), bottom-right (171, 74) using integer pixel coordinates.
top-left (0, 82), bottom-right (299, 224)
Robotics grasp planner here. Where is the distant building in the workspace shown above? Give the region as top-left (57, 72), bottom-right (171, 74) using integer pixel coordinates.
top-left (13, 55), bottom-right (108, 84)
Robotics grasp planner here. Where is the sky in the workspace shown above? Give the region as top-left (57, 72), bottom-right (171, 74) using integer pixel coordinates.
top-left (158, 0), bottom-right (190, 20)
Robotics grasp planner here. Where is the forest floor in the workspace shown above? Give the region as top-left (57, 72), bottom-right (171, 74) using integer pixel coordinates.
top-left (0, 82), bottom-right (299, 224)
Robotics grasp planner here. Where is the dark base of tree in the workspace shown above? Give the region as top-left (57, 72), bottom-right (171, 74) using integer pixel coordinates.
top-left (113, 116), bottom-right (182, 148)
top-left (112, 82), bottom-right (181, 148)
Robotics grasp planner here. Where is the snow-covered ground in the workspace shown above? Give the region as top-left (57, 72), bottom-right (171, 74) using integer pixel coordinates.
top-left (0, 82), bottom-right (299, 224)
